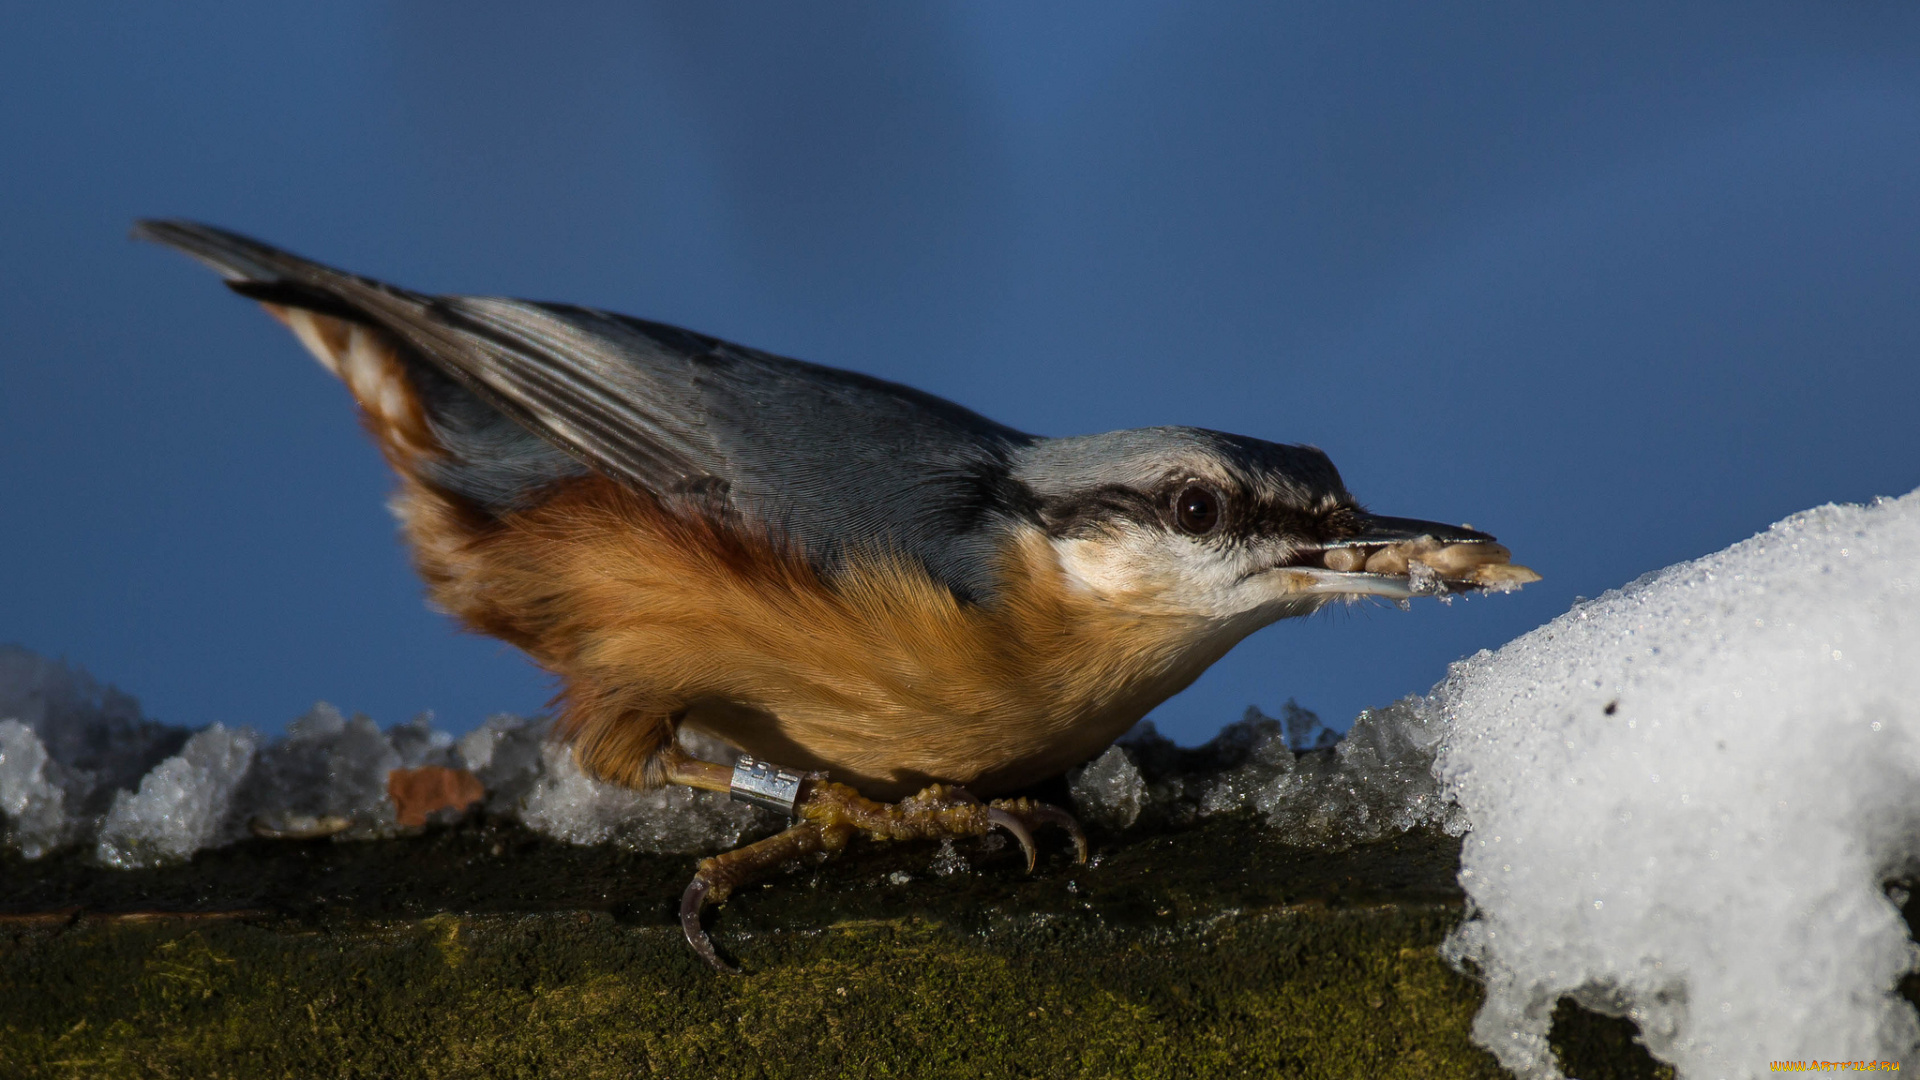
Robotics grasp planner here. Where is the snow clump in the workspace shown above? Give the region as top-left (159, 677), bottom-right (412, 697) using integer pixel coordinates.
top-left (0, 658), bottom-right (770, 863)
top-left (95, 724), bottom-right (260, 868)
top-left (0, 647), bottom-right (187, 855)
top-left (512, 729), bottom-right (768, 851)
top-left (0, 719), bottom-right (71, 858)
top-left (1069, 697), bottom-right (1463, 846)
top-left (1435, 491), bottom-right (1920, 1078)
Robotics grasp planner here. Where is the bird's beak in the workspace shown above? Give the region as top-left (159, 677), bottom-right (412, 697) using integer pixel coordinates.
top-left (1284, 513), bottom-right (1541, 600)
top-left (1329, 514), bottom-right (1496, 547)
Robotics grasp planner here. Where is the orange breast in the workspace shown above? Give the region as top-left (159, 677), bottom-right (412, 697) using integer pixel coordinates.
top-left (401, 476), bottom-right (1222, 799)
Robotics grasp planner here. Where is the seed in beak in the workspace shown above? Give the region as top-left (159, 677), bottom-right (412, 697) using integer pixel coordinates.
top-left (1359, 538), bottom-right (1527, 581)
top-left (1365, 546), bottom-right (1411, 575)
top-left (1420, 542), bottom-right (1514, 577)
top-left (1322, 547), bottom-right (1369, 572)
top-left (1465, 562), bottom-right (1542, 591)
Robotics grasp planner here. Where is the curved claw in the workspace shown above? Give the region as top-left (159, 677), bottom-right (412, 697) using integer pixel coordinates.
top-left (987, 807), bottom-right (1039, 872)
top-left (1027, 803), bottom-right (1091, 864)
top-left (679, 875), bottom-right (739, 974)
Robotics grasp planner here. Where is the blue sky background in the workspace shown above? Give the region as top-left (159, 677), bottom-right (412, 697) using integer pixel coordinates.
top-left (4, 4), bottom-right (1918, 745)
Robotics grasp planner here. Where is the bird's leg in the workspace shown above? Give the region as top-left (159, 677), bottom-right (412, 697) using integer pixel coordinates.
top-left (664, 750), bottom-right (1087, 972)
top-left (676, 820), bottom-right (853, 972)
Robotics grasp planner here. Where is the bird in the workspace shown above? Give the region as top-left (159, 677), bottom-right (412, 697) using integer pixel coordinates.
top-left (135, 220), bottom-right (1538, 970)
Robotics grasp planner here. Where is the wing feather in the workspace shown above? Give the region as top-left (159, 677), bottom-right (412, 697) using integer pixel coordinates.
top-left (135, 220), bottom-right (726, 492)
top-left (135, 220), bottom-right (1037, 600)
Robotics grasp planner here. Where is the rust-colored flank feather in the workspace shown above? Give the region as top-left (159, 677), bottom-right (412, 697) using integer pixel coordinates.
top-left (287, 310), bottom-right (1215, 800)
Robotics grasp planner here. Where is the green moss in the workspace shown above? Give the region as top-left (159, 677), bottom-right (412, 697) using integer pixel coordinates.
top-left (3, 906), bottom-right (1504, 1079)
top-left (0, 815), bottom-right (1655, 1078)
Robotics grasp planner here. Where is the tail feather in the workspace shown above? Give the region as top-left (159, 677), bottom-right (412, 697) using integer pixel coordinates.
top-left (131, 219), bottom-right (299, 283)
top-left (133, 219), bottom-right (434, 329)
top-left (134, 219), bottom-right (587, 511)
top-left (135, 222), bottom-right (438, 467)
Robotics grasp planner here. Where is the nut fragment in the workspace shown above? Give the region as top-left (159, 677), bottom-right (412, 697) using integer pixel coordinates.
top-left (1322, 533), bottom-right (1539, 594)
top-left (1467, 562), bottom-right (1542, 591)
top-left (1322, 547), bottom-right (1368, 572)
top-left (1419, 542), bottom-right (1514, 578)
top-left (1365, 545), bottom-right (1412, 576)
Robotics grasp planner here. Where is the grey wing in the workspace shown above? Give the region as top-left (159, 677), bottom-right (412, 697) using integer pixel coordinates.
top-left (438, 299), bottom-right (1042, 601)
top-left (135, 220), bottom-right (1038, 601)
top-left (134, 220), bottom-right (721, 494)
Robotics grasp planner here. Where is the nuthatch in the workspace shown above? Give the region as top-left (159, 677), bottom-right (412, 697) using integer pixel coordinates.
top-left (136, 221), bottom-right (1538, 970)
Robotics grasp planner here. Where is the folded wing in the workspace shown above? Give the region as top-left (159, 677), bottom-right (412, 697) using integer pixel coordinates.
top-left (135, 220), bottom-right (1036, 601)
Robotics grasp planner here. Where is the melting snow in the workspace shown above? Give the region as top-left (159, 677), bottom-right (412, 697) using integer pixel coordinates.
top-left (0, 655), bottom-right (770, 863)
top-left (95, 724), bottom-right (259, 868)
top-left (1069, 697), bottom-right (1462, 846)
top-left (1433, 491), bottom-right (1920, 1077)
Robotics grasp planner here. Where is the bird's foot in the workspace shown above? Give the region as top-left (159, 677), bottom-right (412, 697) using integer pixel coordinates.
top-left (796, 781), bottom-right (1089, 872)
top-left (679, 778), bottom-right (1087, 972)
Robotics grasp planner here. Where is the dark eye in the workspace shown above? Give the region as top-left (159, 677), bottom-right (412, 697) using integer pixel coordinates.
top-left (1174, 485), bottom-right (1220, 535)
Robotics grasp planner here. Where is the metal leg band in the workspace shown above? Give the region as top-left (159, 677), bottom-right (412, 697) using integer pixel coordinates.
top-left (729, 755), bottom-right (806, 816)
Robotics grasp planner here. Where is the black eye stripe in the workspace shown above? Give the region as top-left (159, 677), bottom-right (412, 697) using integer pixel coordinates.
top-left (1037, 485), bottom-right (1162, 538)
top-left (1038, 478), bottom-right (1343, 544)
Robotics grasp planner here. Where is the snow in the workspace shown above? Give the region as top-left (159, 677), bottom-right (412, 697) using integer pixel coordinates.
top-left (514, 733), bottom-right (768, 851)
top-left (1068, 697), bottom-right (1463, 846)
top-left (0, 719), bottom-right (68, 859)
top-left (5, 489), bottom-right (1920, 1078)
top-left (240, 703), bottom-right (405, 837)
top-left (0, 647), bottom-right (187, 855)
top-left (1066, 741), bottom-right (1146, 830)
top-left (1436, 492), bottom-right (1920, 1077)
top-left (95, 724), bottom-right (259, 868)
top-left (0, 674), bottom-right (768, 862)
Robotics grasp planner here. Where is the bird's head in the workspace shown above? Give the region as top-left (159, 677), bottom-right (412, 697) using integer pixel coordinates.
top-left (1012, 427), bottom-right (1535, 630)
